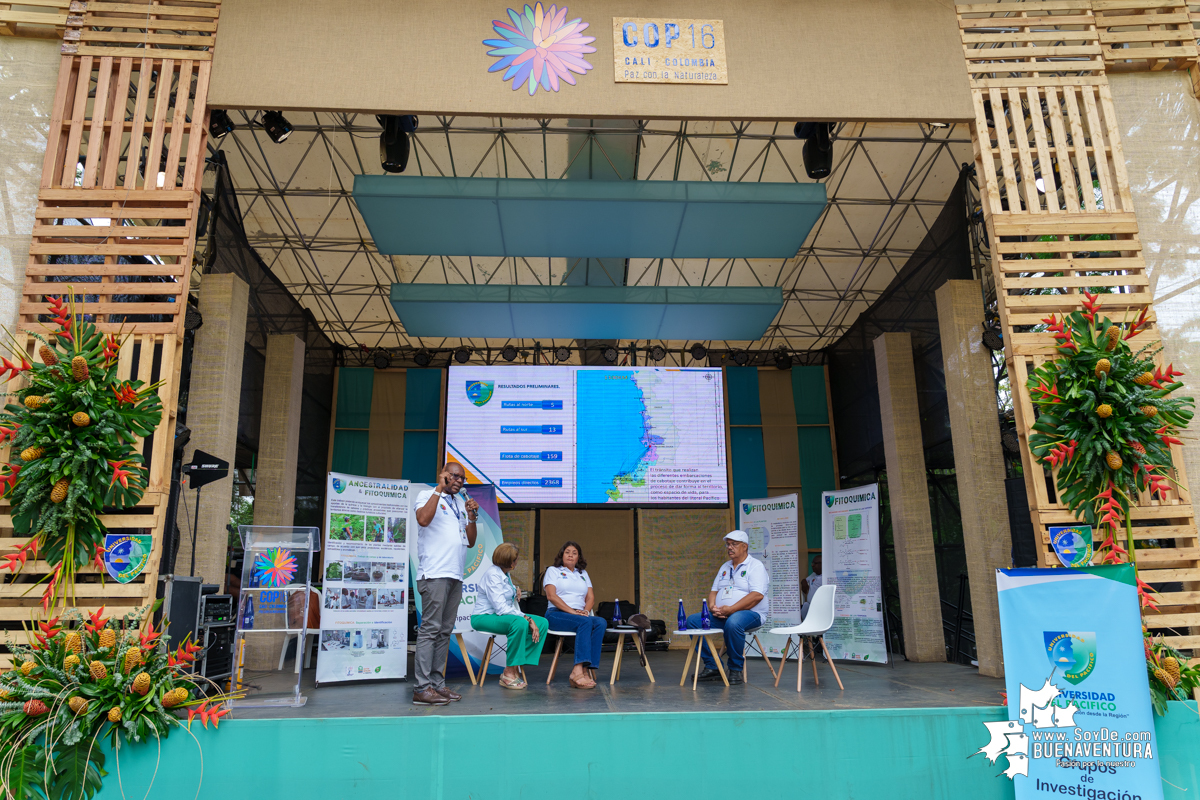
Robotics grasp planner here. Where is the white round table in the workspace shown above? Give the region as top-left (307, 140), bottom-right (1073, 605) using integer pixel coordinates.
top-left (608, 626), bottom-right (655, 685)
top-left (673, 628), bottom-right (729, 688)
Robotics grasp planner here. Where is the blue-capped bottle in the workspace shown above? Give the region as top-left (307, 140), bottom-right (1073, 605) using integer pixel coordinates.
top-left (677, 599), bottom-right (687, 631)
top-left (612, 598), bottom-right (622, 626)
top-left (241, 594), bottom-right (255, 630)
top-left (700, 599), bottom-right (711, 630)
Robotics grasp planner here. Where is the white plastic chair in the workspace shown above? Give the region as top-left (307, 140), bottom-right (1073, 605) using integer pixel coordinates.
top-left (740, 624), bottom-right (779, 684)
top-left (769, 584), bottom-right (844, 693)
top-left (478, 632), bottom-right (526, 689)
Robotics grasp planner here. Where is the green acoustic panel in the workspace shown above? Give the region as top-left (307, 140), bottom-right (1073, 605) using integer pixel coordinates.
top-left (791, 365), bottom-right (830, 425)
top-left (725, 366), bottom-right (762, 426)
top-left (389, 284), bottom-right (783, 340)
top-left (402, 430), bottom-right (439, 484)
top-left (334, 368), bottom-right (374, 429)
top-left (798, 426), bottom-right (837, 549)
top-left (331, 430), bottom-right (369, 476)
top-left (355, 175), bottom-right (826, 259)
top-left (404, 369), bottom-right (442, 430)
top-left (730, 426), bottom-right (768, 512)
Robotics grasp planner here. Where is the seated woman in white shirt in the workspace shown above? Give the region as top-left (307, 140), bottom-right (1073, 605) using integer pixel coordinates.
top-left (469, 542), bottom-right (548, 690)
top-left (542, 541), bottom-right (607, 690)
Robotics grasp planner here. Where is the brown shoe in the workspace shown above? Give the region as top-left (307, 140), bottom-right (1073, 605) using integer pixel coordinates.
top-left (436, 687), bottom-right (462, 702)
top-left (412, 688), bottom-right (450, 706)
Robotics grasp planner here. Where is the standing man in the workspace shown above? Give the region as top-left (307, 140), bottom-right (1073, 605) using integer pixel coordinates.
top-left (801, 553), bottom-right (823, 620)
top-left (686, 530), bottom-right (769, 685)
top-left (412, 462), bottom-right (479, 706)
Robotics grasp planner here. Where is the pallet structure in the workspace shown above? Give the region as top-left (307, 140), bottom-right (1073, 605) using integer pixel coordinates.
top-left (959, 0), bottom-right (1200, 655)
top-left (0, 0), bottom-right (219, 660)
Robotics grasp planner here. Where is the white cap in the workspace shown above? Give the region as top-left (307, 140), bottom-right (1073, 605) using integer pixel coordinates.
top-left (724, 530), bottom-right (749, 544)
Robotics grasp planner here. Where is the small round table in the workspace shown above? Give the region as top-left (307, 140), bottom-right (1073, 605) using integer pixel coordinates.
top-left (608, 625), bottom-right (655, 685)
top-left (674, 629), bottom-right (729, 689)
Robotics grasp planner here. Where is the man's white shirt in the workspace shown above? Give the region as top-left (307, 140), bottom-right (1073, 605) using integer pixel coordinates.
top-left (415, 488), bottom-right (469, 581)
top-left (710, 555), bottom-right (769, 617)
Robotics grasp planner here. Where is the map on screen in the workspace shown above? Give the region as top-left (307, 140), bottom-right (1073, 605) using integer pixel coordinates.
top-left (445, 365), bottom-right (728, 505)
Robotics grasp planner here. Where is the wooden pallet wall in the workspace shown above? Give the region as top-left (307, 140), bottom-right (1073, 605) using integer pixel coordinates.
top-left (959, 1), bottom-right (1200, 654)
top-left (1, 0), bottom-right (220, 651)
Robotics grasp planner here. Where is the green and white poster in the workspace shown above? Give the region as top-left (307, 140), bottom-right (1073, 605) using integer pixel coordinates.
top-left (820, 484), bottom-right (887, 663)
top-left (738, 494), bottom-right (800, 659)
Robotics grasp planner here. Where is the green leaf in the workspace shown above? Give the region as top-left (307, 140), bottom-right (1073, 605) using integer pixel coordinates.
top-left (48, 740), bottom-right (105, 800)
top-left (4, 743), bottom-right (49, 800)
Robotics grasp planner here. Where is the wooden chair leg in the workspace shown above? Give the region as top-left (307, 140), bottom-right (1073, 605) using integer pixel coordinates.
top-left (519, 666), bottom-right (527, 682)
top-left (774, 637), bottom-right (790, 688)
top-left (546, 637), bottom-right (563, 685)
top-left (705, 637), bottom-right (730, 686)
top-left (807, 638), bottom-right (820, 685)
top-left (480, 637), bottom-right (495, 689)
top-left (691, 638), bottom-right (704, 690)
top-left (610, 633), bottom-right (625, 686)
top-left (456, 633), bottom-right (477, 685)
top-left (756, 636), bottom-right (779, 681)
top-left (742, 641), bottom-right (749, 683)
top-left (797, 637), bottom-right (805, 693)
top-left (634, 632), bottom-right (655, 682)
top-left (820, 638), bottom-right (844, 690)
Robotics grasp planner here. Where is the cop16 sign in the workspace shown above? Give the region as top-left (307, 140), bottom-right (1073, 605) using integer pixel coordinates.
top-left (612, 17), bottom-right (728, 85)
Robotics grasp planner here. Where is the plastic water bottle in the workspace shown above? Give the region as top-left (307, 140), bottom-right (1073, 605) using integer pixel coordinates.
top-left (612, 598), bottom-right (622, 626)
top-left (677, 599), bottom-right (687, 631)
top-left (241, 595), bottom-right (255, 630)
top-left (700, 600), bottom-right (711, 630)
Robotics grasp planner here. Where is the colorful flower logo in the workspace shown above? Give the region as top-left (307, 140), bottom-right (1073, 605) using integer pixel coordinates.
top-left (483, 3), bottom-right (595, 96)
top-left (254, 548), bottom-right (298, 588)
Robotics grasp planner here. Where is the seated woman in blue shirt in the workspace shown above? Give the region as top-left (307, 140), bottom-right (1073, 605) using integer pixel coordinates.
top-left (542, 541), bottom-right (607, 690)
top-left (470, 542), bottom-right (548, 690)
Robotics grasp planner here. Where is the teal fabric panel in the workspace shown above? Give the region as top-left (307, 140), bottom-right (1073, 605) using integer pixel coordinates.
top-left (730, 426), bottom-right (767, 511)
top-left (798, 427), bottom-right (838, 549)
top-left (404, 369), bottom-right (442, 430)
top-left (334, 368), bottom-right (374, 429)
top-left (94, 705), bottom-right (1064, 799)
top-left (402, 430), bottom-right (439, 484)
top-left (725, 366), bottom-right (761, 426)
top-left (355, 174), bottom-right (825, 259)
top-left (791, 366), bottom-right (829, 425)
top-left (331, 430), bottom-right (369, 476)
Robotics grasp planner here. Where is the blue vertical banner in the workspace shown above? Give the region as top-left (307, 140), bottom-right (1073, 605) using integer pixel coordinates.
top-left (982, 565), bottom-right (1163, 799)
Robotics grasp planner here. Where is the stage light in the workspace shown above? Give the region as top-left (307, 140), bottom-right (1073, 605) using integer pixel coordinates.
top-left (648, 345), bottom-right (666, 362)
top-left (261, 111), bottom-right (292, 143)
top-left (602, 346), bottom-right (619, 363)
top-left (414, 349), bottom-right (432, 367)
top-left (773, 348), bottom-right (792, 370)
top-left (554, 346), bottom-right (571, 362)
top-left (982, 326), bottom-right (1004, 352)
top-left (377, 115), bottom-right (412, 174)
top-left (1001, 427), bottom-right (1021, 454)
top-left (689, 343), bottom-right (707, 361)
top-left (732, 350), bottom-right (749, 366)
top-left (183, 306), bottom-right (203, 332)
top-left (454, 347), bottom-right (471, 364)
top-left (373, 350), bottom-right (391, 370)
top-left (209, 109), bottom-right (235, 140)
top-left (501, 345), bottom-right (518, 362)
top-left (793, 122), bottom-right (834, 180)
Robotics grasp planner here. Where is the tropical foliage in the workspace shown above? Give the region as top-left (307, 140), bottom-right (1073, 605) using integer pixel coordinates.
top-left (1144, 628), bottom-right (1200, 716)
top-left (0, 294), bottom-right (163, 609)
top-left (0, 606), bottom-right (228, 799)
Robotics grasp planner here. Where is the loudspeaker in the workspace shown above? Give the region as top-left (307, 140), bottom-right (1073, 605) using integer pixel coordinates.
top-left (1005, 477), bottom-right (1039, 567)
top-left (158, 575), bottom-right (203, 648)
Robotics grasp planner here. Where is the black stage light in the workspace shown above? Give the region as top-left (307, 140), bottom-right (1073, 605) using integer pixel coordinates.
top-left (454, 347), bottom-right (471, 364)
top-left (794, 122), bottom-right (834, 180)
top-left (982, 326), bottom-right (1004, 352)
top-left (501, 345), bottom-right (518, 362)
top-left (1001, 427), bottom-right (1021, 454)
top-left (373, 350), bottom-right (391, 370)
top-left (414, 349), bottom-right (432, 367)
top-left (183, 305), bottom-right (203, 332)
top-left (648, 345), bottom-right (666, 362)
top-left (261, 111), bottom-right (292, 143)
top-left (602, 345), bottom-right (619, 363)
top-left (773, 348), bottom-right (792, 370)
top-left (689, 343), bottom-right (707, 361)
top-left (554, 346), bottom-right (571, 362)
top-left (209, 109), bottom-right (235, 140)
top-left (377, 115), bottom-right (411, 174)
top-left (732, 350), bottom-right (749, 366)
top-left (174, 421), bottom-right (192, 453)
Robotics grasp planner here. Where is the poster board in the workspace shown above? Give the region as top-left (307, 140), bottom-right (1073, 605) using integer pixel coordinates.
top-left (409, 483), bottom-right (508, 676)
top-left (316, 473), bottom-right (411, 684)
top-left (990, 566), bottom-right (1162, 798)
top-left (820, 484), bottom-right (888, 663)
top-left (738, 494), bottom-right (801, 659)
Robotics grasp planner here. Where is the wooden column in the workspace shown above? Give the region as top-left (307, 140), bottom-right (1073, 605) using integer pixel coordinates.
top-left (958, 1), bottom-right (1199, 653)
top-left (178, 273), bottom-right (247, 587)
top-left (935, 279), bottom-right (1009, 677)
top-left (254, 335), bottom-right (305, 527)
top-left (873, 332), bottom-right (946, 663)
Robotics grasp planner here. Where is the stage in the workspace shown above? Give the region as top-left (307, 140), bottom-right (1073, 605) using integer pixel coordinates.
top-left (235, 653), bottom-right (1005, 720)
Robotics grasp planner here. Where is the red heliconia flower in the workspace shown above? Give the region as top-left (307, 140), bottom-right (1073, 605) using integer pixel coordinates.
top-left (1125, 307), bottom-right (1149, 340)
top-left (1155, 425), bottom-right (1183, 449)
top-left (102, 333), bottom-right (120, 363)
top-left (92, 544), bottom-right (105, 570)
top-left (187, 701), bottom-right (207, 730)
top-left (0, 424), bottom-right (20, 444)
top-left (47, 296), bottom-right (73, 342)
top-left (1033, 383), bottom-right (1062, 404)
top-left (1137, 577), bottom-right (1160, 611)
top-left (0, 357), bottom-right (31, 383)
top-left (41, 563), bottom-right (61, 612)
top-left (208, 704), bottom-right (230, 729)
top-left (111, 383), bottom-right (138, 405)
top-left (0, 537), bottom-right (38, 573)
top-left (85, 605), bottom-right (107, 632)
top-left (1081, 292), bottom-right (1101, 313)
top-left (140, 621), bottom-right (162, 650)
top-left (0, 464), bottom-right (23, 497)
top-left (108, 459), bottom-right (135, 489)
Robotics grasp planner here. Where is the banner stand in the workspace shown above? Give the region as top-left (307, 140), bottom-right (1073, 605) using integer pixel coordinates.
top-left (820, 484), bottom-right (888, 665)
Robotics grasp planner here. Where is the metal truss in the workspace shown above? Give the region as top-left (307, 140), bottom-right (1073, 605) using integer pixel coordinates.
top-left (213, 114), bottom-right (974, 361)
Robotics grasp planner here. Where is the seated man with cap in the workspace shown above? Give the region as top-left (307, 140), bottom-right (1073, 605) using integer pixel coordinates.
top-left (686, 530), bottom-right (769, 685)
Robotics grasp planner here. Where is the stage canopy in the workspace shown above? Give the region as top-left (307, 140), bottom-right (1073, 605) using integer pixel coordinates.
top-left (214, 117), bottom-right (973, 359)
